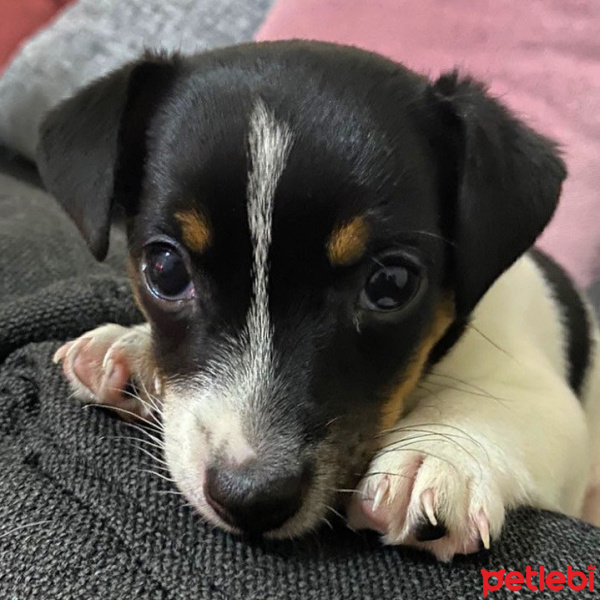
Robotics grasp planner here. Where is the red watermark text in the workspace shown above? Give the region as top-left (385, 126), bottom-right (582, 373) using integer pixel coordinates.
top-left (481, 565), bottom-right (595, 596)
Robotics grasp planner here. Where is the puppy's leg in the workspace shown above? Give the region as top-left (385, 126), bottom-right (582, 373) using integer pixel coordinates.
top-left (347, 367), bottom-right (589, 561)
top-left (53, 323), bottom-right (159, 421)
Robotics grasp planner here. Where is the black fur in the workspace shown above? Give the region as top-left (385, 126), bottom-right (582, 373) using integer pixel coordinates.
top-left (37, 53), bottom-right (179, 259)
top-left (414, 520), bottom-right (447, 542)
top-left (531, 249), bottom-right (592, 397)
top-left (430, 72), bottom-right (566, 315)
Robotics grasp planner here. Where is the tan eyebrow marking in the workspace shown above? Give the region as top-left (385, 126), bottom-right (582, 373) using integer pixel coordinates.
top-left (176, 209), bottom-right (212, 253)
top-left (327, 216), bottom-right (369, 266)
top-left (379, 296), bottom-right (455, 432)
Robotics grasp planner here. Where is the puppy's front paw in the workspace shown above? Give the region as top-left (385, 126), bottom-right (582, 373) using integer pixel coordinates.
top-left (347, 427), bottom-right (505, 561)
top-left (53, 324), bottom-right (158, 421)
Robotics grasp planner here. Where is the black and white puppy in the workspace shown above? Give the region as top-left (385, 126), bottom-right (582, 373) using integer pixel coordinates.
top-left (39, 41), bottom-right (600, 561)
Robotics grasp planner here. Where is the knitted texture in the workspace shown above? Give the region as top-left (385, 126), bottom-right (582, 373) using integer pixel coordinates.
top-left (1, 188), bottom-right (599, 599)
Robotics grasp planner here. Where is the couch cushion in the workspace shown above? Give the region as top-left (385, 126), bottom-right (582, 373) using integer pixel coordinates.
top-left (257, 0), bottom-right (600, 287)
top-left (0, 0), bottom-right (75, 72)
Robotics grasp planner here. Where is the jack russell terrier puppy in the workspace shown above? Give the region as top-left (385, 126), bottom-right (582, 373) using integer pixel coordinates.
top-left (38, 41), bottom-right (600, 561)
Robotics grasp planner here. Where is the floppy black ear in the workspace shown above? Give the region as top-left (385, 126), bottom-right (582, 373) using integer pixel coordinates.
top-left (430, 72), bottom-right (567, 315)
top-left (36, 54), bottom-right (179, 260)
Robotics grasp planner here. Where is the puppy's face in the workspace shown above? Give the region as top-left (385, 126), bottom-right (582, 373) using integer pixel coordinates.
top-left (129, 76), bottom-right (452, 536)
top-left (38, 42), bottom-right (565, 537)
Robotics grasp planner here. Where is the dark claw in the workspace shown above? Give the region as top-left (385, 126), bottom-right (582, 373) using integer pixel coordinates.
top-left (415, 521), bottom-right (447, 542)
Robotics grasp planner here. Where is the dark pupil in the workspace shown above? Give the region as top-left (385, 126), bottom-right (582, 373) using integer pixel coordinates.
top-left (147, 246), bottom-right (189, 298)
top-left (367, 266), bottom-right (413, 309)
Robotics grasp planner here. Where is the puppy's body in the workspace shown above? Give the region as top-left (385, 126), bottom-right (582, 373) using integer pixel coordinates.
top-left (357, 251), bottom-right (600, 557)
top-left (39, 41), bottom-right (600, 560)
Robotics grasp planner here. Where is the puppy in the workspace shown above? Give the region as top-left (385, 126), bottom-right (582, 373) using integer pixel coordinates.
top-left (38, 41), bottom-right (600, 561)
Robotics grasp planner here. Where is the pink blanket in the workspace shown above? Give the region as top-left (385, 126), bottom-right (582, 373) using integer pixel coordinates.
top-left (257, 0), bottom-right (600, 286)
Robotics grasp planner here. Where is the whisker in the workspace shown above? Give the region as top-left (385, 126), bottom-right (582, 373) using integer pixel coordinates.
top-left (396, 230), bottom-right (456, 247)
top-left (126, 442), bottom-right (170, 468)
top-left (381, 422), bottom-right (481, 448)
top-left (467, 324), bottom-right (520, 363)
top-left (139, 468), bottom-right (177, 483)
top-left (378, 433), bottom-right (485, 477)
top-left (82, 402), bottom-right (161, 430)
top-left (325, 416), bottom-right (342, 428)
top-left (425, 373), bottom-right (495, 396)
top-left (357, 469), bottom-right (415, 481)
top-left (425, 382), bottom-right (511, 409)
top-left (371, 256), bottom-right (386, 269)
top-left (325, 505), bottom-right (346, 521)
top-left (115, 385), bottom-right (153, 408)
top-left (123, 423), bottom-right (165, 448)
top-left (137, 377), bottom-right (165, 414)
top-left (114, 387), bottom-right (165, 429)
top-left (106, 434), bottom-right (166, 453)
top-left (379, 430), bottom-right (469, 448)
top-left (383, 419), bottom-right (501, 459)
top-left (380, 421), bottom-right (480, 444)
top-left (328, 487), bottom-right (362, 496)
top-left (116, 386), bottom-right (156, 414)
top-left (362, 446), bottom-right (460, 476)
top-left (425, 372), bottom-right (511, 406)
top-left (0, 519), bottom-right (53, 540)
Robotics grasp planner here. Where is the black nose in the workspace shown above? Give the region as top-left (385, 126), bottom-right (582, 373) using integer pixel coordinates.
top-left (204, 462), bottom-right (310, 534)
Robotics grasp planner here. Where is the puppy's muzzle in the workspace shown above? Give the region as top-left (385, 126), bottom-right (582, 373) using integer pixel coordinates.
top-left (204, 459), bottom-right (312, 534)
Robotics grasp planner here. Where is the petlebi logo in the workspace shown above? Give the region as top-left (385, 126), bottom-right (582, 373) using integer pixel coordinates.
top-left (481, 565), bottom-right (596, 596)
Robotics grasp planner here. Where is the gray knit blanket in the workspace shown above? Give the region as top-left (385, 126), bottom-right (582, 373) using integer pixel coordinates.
top-left (1, 183), bottom-right (599, 599)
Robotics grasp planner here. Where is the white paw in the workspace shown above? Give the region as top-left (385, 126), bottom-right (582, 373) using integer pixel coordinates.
top-left (53, 323), bottom-right (159, 421)
top-left (347, 425), bottom-right (505, 561)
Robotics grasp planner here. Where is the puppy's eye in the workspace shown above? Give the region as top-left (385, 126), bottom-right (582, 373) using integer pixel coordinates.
top-left (360, 264), bottom-right (420, 311)
top-left (143, 244), bottom-right (194, 301)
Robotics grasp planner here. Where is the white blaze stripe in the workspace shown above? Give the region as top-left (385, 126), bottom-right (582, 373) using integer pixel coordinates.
top-left (165, 102), bottom-right (292, 466)
top-left (245, 100), bottom-right (292, 394)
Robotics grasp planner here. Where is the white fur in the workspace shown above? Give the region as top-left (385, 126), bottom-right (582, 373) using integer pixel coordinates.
top-left (580, 306), bottom-right (600, 523)
top-left (348, 254), bottom-right (600, 560)
top-left (242, 99), bottom-right (292, 413)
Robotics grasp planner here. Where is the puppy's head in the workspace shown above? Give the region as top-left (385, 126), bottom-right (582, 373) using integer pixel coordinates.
top-left (38, 42), bottom-right (565, 537)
